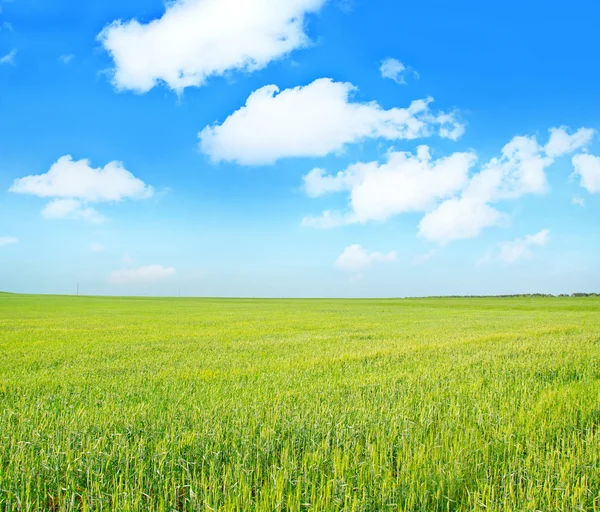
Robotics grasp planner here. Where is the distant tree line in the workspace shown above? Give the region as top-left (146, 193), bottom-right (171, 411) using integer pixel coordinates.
top-left (415, 293), bottom-right (600, 298)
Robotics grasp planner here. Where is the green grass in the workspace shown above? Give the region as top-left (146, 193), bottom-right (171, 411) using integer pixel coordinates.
top-left (1, 294), bottom-right (599, 511)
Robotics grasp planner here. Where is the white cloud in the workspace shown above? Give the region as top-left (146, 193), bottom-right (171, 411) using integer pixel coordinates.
top-left (495, 229), bottom-right (550, 264)
top-left (11, 155), bottom-right (153, 201)
top-left (0, 48), bottom-right (16, 65)
top-left (572, 196), bottom-right (585, 207)
top-left (544, 126), bottom-right (595, 158)
top-left (199, 78), bottom-right (465, 165)
top-left (42, 199), bottom-right (106, 224)
top-left (99, 0), bottom-right (327, 93)
top-left (572, 153), bottom-right (600, 193)
top-left (302, 126), bottom-right (592, 244)
top-left (419, 128), bottom-right (593, 243)
top-left (10, 155), bottom-right (153, 221)
top-left (108, 264), bottom-right (176, 285)
top-left (335, 244), bottom-right (397, 273)
top-left (89, 242), bottom-right (105, 252)
top-left (301, 210), bottom-right (355, 229)
top-left (59, 54), bottom-right (74, 64)
top-left (419, 198), bottom-right (507, 245)
top-left (0, 236), bottom-right (18, 247)
top-left (302, 145), bottom-right (477, 227)
top-left (380, 58), bottom-right (413, 84)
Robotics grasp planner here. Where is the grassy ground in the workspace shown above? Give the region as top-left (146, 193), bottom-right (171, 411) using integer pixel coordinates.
top-left (1, 293), bottom-right (599, 511)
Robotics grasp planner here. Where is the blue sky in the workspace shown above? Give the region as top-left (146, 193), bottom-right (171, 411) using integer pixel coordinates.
top-left (0, 0), bottom-right (599, 297)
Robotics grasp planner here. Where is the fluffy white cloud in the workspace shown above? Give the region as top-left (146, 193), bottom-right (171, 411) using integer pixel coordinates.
top-left (544, 126), bottom-right (595, 158)
top-left (108, 265), bottom-right (176, 285)
top-left (572, 153), bottom-right (600, 193)
top-left (199, 78), bottom-right (465, 165)
top-left (302, 145), bottom-right (477, 227)
top-left (10, 155), bottom-right (153, 221)
top-left (42, 199), bottom-right (106, 224)
top-left (480, 229), bottom-right (550, 264)
top-left (419, 128), bottom-right (594, 243)
top-left (302, 126), bottom-right (593, 244)
top-left (418, 198), bottom-right (507, 245)
top-left (380, 58), bottom-right (414, 84)
top-left (99, 0), bottom-right (326, 93)
top-left (11, 156), bottom-right (153, 201)
top-left (335, 244), bottom-right (397, 272)
top-left (0, 236), bottom-right (18, 247)
top-left (0, 48), bottom-right (16, 65)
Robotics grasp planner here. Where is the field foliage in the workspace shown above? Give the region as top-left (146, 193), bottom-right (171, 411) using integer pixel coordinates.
top-left (1, 294), bottom-right (599, 511)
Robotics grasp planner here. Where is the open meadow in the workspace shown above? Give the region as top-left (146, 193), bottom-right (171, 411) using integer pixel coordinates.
top-left (1, 293), bottom-right (599, 511)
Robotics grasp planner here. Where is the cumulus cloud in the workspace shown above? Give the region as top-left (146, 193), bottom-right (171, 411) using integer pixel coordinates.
top-left (199, 78), bottom-right (465, 165)
top-left (10, 155), bottom-right (153, 222)
top-left (544, 126), bottom-right (595, 158)
top-left (419, 127), bottom-right (594, 243)
top-left (480, 229), bottom-right (550, 265)
top-left (99, 0), bottom-right (326, 93)
top-left (380, 58), bottom-right (410, 84)
top-left (10, 156), bottom-right (153, 201)
top-left (572, 153), bottom-right (600, 193)
top-left (59, 54), bottom-right (74, 65)
top-left (335, 244), bottom-right (397, 274)
top-left (42, 199), bottom-right (106, 224)
top-left (302, 145), bottom-right (477, 227)
top-left (418, 198), bottom-right (507, 245)
top-left (108, 265), bottom-right (176, 285)
top-left (0, 236), bottom-right (18, 247)
top-left (302, 126), bottom-right (592, 244)
top-left (0, 48), bottom-right (16, 65)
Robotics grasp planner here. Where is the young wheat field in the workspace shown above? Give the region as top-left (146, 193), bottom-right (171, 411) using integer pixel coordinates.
top-left (1, 293), bottom-right (599, 511)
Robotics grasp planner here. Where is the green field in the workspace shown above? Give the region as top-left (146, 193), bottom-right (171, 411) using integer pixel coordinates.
top-left (1, 293), bottom-right (599, 511)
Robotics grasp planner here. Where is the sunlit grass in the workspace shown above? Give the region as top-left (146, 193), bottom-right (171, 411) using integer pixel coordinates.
top-left (1, 294), bottom-right (599, 511)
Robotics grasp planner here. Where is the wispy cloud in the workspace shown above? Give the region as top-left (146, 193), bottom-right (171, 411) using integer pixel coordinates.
top-left (0, 236), bottom-right (18, 247)
top-left (59, 54), bottom-right (74, 65)
top-left (413, 249), bottom-right (436, 264)
top-left (380, 58), bottom-right (418, 84)
top-left (479, 229), bottom-right (550, 265)
top-left (0, 48), bottom-right (16, 65)
top-left (89, 242), bottom-right (105, 253)
top-left (108, 265), bottom-right (176, 285)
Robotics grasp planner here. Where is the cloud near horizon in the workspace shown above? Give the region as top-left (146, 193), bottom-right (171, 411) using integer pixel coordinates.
top-left (108, 265), bottom-right (176, 285)
top-left (479, 229), bottom-right (550, 265)
top-left (335, 244), bottom-right (397, 273)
